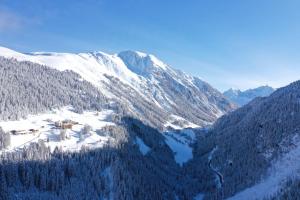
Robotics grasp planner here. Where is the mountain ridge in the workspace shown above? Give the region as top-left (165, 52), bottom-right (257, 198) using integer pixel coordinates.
top-left (0, 46), bottom-right (236, 128)
top-left (223, 85), bottom-right (275, 106)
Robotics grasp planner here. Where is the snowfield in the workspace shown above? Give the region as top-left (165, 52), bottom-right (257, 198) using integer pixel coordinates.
top-left (165, 114), bottom-right (201, 130)
top-left (0, 46), bottom-right (170, 99)
top-left (0, 46), bottom-right (142, 89)
top-left (0, 106), bottom-right (115, 153)
top-left (163, 115), bottom-right (201, 166)
top-left (164, 129), bottom-right (196, 166)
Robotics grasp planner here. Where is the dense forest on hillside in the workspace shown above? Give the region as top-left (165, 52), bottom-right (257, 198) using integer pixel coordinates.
top-left (0, 117), bottom-right (203, 200)
top-left (0, 57), bottom-right (107, 120)
top-left (183, 81), bottom-right (300, 199)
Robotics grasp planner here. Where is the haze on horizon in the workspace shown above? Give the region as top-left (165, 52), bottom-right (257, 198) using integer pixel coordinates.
top-left (0, 0), bottom-right (299, 91)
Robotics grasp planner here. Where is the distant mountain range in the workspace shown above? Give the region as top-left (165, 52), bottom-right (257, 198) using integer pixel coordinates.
top-left (223, 86), bottom-right (275, 106)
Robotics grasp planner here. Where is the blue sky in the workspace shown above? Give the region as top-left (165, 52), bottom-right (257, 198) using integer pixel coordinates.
top-left (0, 0), bottom-right (300, 91)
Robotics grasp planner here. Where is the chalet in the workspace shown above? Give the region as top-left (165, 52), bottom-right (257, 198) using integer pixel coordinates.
top-left (55, 120), bottom-right (78, 129)
top-left (61, 123), bottom-right (73, 129)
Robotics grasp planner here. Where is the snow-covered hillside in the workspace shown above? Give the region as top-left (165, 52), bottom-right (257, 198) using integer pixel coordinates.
top-left (164, 129), bottom-right (196, 166)
top-left (0, 106), bottom-right (115, 153)
top-left (0, 46), bottom-right (235, 127)
top-left (223, 86), bottom-right (275, 106)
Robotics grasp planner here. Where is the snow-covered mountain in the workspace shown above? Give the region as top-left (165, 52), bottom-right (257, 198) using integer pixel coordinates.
top-left (0, 45), bottom-right (299, 200)
top-left (223, 86), bottom-right (275, 106)
top-left (0, 45), bottom-right (238, 200)
top-left (0, 46), bottom-right (235, 128)
top-left (0, 53), bottom-right (232, 200)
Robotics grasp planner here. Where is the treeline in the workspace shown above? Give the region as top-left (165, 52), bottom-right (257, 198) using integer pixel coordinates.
top-left (0, 57), bottom-right (107, 121)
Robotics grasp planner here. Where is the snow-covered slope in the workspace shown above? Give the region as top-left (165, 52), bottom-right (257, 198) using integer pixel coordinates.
top-left (0, 106), bottom-right (114, 153)
top-left (118, 50), bottom-right (168, 76)
top-left (187, 80), bottom-right (300, 199)
top-left (223, 86), bottom-right (275, 106)
top-left (164, 129), bottom-right (196, 166)
top-left (0, 46), bottom-right (235, 127)
top-left (0, 46), bottom-right (141, 91)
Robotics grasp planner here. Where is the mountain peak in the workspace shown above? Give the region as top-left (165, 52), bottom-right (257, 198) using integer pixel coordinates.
top-left (118, 50), bottom-right (167, 76)
top-left (226, 88), bottom-right (241, 95)
top-left (224, 85), bottom-right (275, 106)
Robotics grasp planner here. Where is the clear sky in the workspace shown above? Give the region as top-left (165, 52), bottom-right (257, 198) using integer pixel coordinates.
top-left (0, 0), bottom-right (299, 91)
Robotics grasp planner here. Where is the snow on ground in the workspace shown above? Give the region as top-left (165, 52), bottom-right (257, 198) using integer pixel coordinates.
top-left (0, 46), bottom-right (145, 97)
top-left (165, 114), bottom-right (200, 130)
top-left (118, 50), bottom-right (168, 75)
top-left (0, 106), bottom-right (115, 152)
top-left (0, 46), bottom-right (174, 103)
top-left (227, 135), bottom-right (300, 200)
top-left (135, 136), bottom-right (151, 155)
top-left (0, 46), bottom-right (140, 85)
top-left (164, 129), bottom-right (196, 166)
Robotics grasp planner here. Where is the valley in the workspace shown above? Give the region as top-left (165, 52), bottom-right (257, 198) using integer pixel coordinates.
top-left (0, 46), bottom-right (298, 200)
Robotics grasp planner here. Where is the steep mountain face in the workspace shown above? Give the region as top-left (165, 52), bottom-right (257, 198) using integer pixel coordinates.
top-left (0, 46), bottom-right (235, 128)
top-left (223, 86), bottom-right (275, 106)
top-left (185, 81), bottom-right (300, 199)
